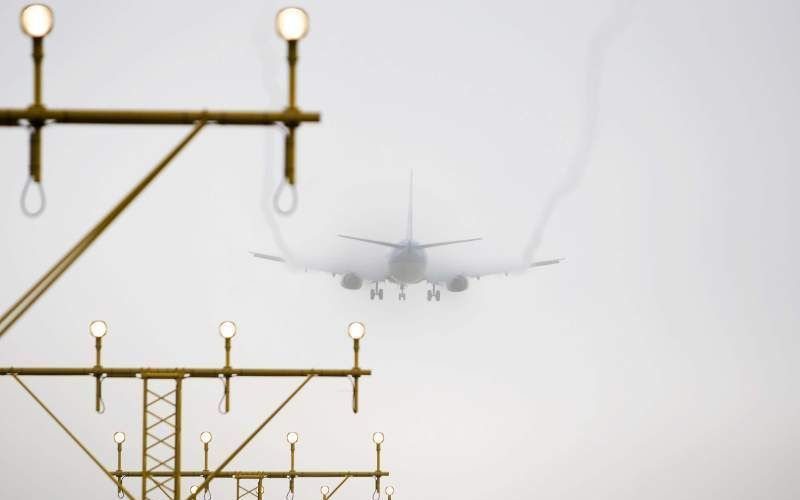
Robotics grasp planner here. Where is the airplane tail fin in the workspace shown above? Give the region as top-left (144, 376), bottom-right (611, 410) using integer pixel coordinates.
top-left (407, 171), bottom-right (413, 241)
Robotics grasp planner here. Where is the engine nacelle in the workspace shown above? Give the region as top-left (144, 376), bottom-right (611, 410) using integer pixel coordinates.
top-left (340, 273), bottom-right (363, 290)
top-left (446, 275), bottom-right (469, 292)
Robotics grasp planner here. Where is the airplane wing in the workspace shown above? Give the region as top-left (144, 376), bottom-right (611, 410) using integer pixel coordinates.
top-left (424, 257), bottom-right (565, 284)
top-left (250, 251), bottom-right (390, 282)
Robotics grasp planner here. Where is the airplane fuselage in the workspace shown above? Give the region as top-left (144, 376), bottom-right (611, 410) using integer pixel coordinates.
top-left (388, 240), bottom-right (427, 284)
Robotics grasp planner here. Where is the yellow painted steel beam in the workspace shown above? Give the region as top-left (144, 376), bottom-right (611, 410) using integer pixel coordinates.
top-left (11, 375), bottom-right (139, 500)
top-left (116, 471), bottom-right (387, 479)
top-left (0, 107), bottom-right (319, 126)
top-left (0, 121), bottom-right (207, 339)
top-left (0, 367), bottom-right (372, 377)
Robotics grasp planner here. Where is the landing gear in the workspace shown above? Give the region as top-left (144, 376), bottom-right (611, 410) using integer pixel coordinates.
top-left (398, 285), bottom-right (407, 301)
top-left (427, 284), bottom-right (441, 302)
top-left (370, 283), bottom-right (384, 301)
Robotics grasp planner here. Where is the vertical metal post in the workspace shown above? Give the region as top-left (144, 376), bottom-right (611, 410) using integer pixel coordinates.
top-left (30, 37), bottom-right (43, 182)
top-left (375, 443), bottom-right (381, 493)
top-left (352, 338), bottom-right (360, 413)
top-left (174, 377), bottom-right (183, 500)
top-left (290, 442), bottom-right (296, 493)
top-left (32, 38), bottom-right (43, 106)
top-left (284, 125), bottom-right (296, 185)
top-left (224, 337), bottom-right (232, 412)
top-left (141, 378), bottom-right (149, 500)
top-left (95, 336), bottom-right (103, 412)
top-left (29, 126), bottom-right (42, 182)
top-left (117, 441), bottom-right (124, 497)
top-left (284, 39), bottom-right (298, 185)
top-left (287, 40), bottom-right (297, 110)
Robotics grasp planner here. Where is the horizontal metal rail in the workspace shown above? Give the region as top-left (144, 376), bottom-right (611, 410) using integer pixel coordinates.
top-left (0, 107), bottom-right (320, 126)
top-left (0, 367), bottom-right (372, 378)
top-left (114, 470), bottom-right (388, 478)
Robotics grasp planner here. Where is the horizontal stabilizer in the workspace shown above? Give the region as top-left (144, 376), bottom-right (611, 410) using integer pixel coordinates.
top-left (418, 238), bottom-right (482, 249)
top-left (338, 235), bottom-right (403, 249)
top-left (250, 251), bottom-right (285, 263)
top-left (530, 258), bottom-right (565, 268)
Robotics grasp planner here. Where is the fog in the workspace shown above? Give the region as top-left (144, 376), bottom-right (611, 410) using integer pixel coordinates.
top-left (0, 1), bottom-right (799, 499)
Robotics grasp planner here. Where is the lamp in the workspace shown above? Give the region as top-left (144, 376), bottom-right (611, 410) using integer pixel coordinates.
top-left (347, 321), bottom-right (365, 340)
top-left (89, 320), bottom-right (107, 338)
top-left (20, 4), bottom-right (53, 38)
top-left (275, 7), bottom-right (309, 41)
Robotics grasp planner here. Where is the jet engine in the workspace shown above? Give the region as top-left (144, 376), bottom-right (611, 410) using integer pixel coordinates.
top-left (446, 275), bottom-right (469, 292)
top-left (340, 273), bottom-right (363, 290)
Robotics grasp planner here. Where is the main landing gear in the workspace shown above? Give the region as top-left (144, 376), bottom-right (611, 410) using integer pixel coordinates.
top-left (398, 285), bottom-right (407, 301)
top-left (370, 282), bottom-right (384, 300)
top-left (427, 284), bottom-right (441, 302)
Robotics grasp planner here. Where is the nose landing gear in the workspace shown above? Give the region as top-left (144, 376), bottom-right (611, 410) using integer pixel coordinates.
top-left (398, 285), bottom-right (407, 301)
top-left (370, 283), bottom-right (384, 300)
top-left (427, 284), bottom-right (441, 302)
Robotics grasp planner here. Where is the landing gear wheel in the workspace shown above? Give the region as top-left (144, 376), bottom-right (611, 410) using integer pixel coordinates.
top-left (426, 290), bottom-right (432, 301)
top-left (370, 289), bottom-right (375, 300)
top-left (378, 289), bottom-right (384, 300)
top-left (435, 290), bottom-right (441, 301)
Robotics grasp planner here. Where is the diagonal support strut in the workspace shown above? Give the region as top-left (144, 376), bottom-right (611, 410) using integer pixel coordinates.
top-left (0, 121), bottom-right (207, 340)
top-left (10, 374), bottom-right (139, 500)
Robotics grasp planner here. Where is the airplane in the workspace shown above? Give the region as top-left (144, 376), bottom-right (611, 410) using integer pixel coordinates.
top-left (251, 175), bottom-right (563, 301)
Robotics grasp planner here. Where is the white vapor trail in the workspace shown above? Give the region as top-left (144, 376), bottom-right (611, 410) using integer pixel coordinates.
top-left (523, 0), bottom-right (638, 262)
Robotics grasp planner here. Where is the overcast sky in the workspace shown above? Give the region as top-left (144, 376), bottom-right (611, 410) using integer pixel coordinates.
top-left (1, 1), bottom-right (799, 499)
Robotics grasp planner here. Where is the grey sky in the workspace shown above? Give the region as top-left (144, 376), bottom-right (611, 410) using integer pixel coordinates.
top-left (0, 1), bottom-right (798, 499)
